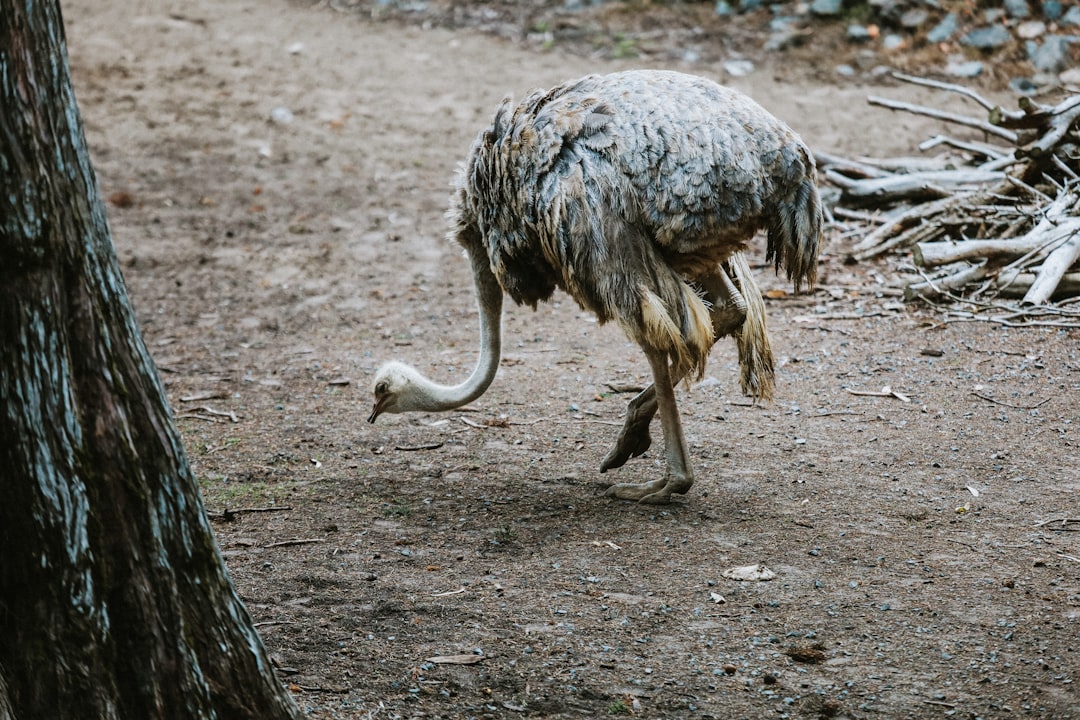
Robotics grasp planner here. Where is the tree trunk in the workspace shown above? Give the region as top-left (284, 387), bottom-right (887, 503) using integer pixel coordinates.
top-left (0, 3), bottom-right (301, 719)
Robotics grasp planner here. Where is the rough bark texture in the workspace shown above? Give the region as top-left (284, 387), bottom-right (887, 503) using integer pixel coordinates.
top-left (0, 3), bottom-right (301, 719)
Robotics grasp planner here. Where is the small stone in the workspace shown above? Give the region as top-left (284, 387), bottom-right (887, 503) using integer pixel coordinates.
top-left (270, 106), bottom-right (295, 124)
top-left (1060, 67), bottom-right (1080, 84)
top-left (960, 25), bottom-right (1013, 50)
top-left (715, 0), bottom-right (733, 15)
top-left (722, 59), bottom-right (755, 77)
top-left (1009, 76), bottom-right (1039, 94)
top-left (1029, 35), bottom-right (1075, 72)
top-left (847, 24), bottom-right (872, 42)
top-left (882, 34), bottom-right (906, 51)
top-left (900, 8), bottom-right (929, 28)
top-left (927, 12), bottom-right (959, 43)
top-left (1042, 0), bottom-right (1063, 21)
top-left (1016, 20), bottom-right (1047, 39)
top-left (835, 64), bottom-right (857, 76)
top-left (764, 27), bottom-right (801, 51)
top-left (1005, 0), bottom-right (1031, 19)
top-left (1062, 6), bottom-right (1080, 25)
top-left (810, 0), bottom-right (843, 15)
top-left (945, 59), bottom-right (984, 78)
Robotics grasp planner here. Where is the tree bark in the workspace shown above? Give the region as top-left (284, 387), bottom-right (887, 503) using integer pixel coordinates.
top-left (0, 3), bottom-right (301, 719)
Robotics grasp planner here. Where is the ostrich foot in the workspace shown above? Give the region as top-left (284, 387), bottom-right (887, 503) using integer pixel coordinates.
top-left (599, 387), bottom-right (657, 473)
top-left (599, 424), bottom-right (652, 473)
top-left (605, 473), bottom-right (693, 504)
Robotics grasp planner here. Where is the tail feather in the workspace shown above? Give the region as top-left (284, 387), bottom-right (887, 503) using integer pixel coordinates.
top-left (729, 253), bottom-right (775, 402)
top-left (638, 282), bottom-right (713, 382)
top-left (767, 174), bottom-right (822, 293)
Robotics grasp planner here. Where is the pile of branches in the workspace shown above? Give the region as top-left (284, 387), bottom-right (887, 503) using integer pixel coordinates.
top-left (819, 73), bottom-right (1080, 326)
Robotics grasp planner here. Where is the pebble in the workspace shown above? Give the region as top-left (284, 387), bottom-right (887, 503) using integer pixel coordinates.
top-left (1028, 35), bottom-right (1076, 72)
top-left (882, 34), bottom-right (906, 51)
top-left (1009, 77), bottom-right (1039, 93)
top-left (926, 12), bottom-right (958, 43)
top-left (960, 25), bottom-right (1012, 49)
top-left (722, 59), bottom-right (755, 77)
top-left (847, 24), bottom-right (873, 42)
top-left (270, 106), bottom-right (295, 124)
top-left (810, 0), bottom-right (843, 16)
top-left (945, 59), bottom-right (984, 78)
top-left (1005, 0), bottom-right (1031, 19)
top-left (1060, 67), bottom-right (1080, 84)
top-left (1063, 6), bottom-right (1080, 25)
top-left (900, 8), bottom-right (929, 28)
top-left (1016, 20), bottom-right (1047, 39)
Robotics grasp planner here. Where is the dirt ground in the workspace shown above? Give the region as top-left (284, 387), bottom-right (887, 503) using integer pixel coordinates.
top-left (64, 1), bottom-right (1080, 718)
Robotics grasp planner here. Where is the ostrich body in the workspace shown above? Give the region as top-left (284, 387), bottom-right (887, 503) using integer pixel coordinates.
top-left (369, 70), bottom-right (822, 504)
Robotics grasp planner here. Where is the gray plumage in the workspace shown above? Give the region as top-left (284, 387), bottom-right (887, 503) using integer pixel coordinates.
top-left (372, 69), bottom-right (822, 504)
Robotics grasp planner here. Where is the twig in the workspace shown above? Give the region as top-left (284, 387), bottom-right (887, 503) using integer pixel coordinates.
top-left (262, 538), bottom-right (326, 549)
top-left (292, 684), bottom-right (350, 694)
top-left (1034, 518), bottom-right (1080, 528)
top-left (890, 72), bottom-right (998, 112)
top-left (177, 412), bottom-right (226, 423)
top-left (867, 95), bottom-right (1018, 142)
top-left (194, 405), bottom-right (239, 423)
top-left (395, 442), bottom-right (444, 450)
top-left (923, 700), bottom-right (957, 709)
top-left (970, 391), bottom-right (1050, 410)
top-left (207, 505), bottom-right (292, 520)
top-left (845, 386), bottom-right (912, 402)
top-left (947, 538), bottom-right (978, 551)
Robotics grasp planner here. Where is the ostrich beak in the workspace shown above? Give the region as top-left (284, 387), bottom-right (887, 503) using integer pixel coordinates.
top-left (368, 396), bottom-right (388, 423)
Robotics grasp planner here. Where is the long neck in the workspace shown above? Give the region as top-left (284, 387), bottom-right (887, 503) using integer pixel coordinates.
top-left (413, 248), bottom-right (503, 412)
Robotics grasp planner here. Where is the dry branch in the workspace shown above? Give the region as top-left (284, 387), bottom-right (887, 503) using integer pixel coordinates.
top-left (866, 95), bottom-right (1018, 142)
top-left (821, 75), bottom-right (1080, 310)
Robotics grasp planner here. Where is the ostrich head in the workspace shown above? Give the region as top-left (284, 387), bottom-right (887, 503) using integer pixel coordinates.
top-left (368, 361), bottom-right (427, 422)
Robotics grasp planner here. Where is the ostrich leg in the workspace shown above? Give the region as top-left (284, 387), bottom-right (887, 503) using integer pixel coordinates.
top-left (600, 265), bottom-right (746, 474)
top-left (605, 349), bottom-right (694, 503)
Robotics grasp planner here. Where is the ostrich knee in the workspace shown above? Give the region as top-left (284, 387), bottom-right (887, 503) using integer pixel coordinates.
top-left (700, 265), bottom-right (747, 340)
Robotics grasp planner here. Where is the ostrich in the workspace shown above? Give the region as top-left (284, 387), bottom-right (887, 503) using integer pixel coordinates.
top-left (368, 69), bottom-right (822, 504)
